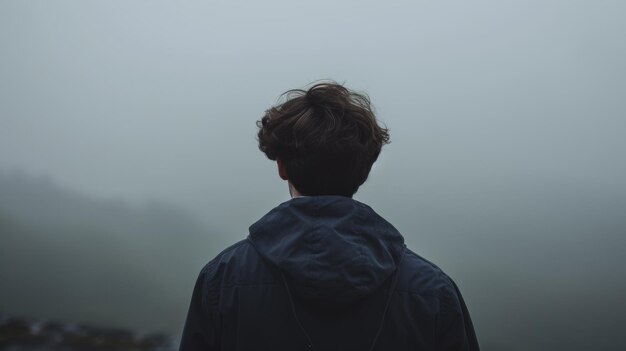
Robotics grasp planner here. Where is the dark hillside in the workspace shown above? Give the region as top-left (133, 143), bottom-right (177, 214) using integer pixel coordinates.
top-left (0, 171), bottom-right (220, 334)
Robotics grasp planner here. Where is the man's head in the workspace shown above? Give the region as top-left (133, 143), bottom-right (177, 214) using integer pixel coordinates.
top-left (257, 82), bottom-right (390, 197)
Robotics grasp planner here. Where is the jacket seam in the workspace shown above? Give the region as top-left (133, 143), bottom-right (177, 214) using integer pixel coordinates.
top-left (220, 283), bottom-right (278, 289)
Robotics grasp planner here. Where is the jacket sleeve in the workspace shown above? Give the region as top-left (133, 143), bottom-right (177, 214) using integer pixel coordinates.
top-left (179, 265), bottom-right (218, 351)
top-left (436, 279), bottom-right (480, 351)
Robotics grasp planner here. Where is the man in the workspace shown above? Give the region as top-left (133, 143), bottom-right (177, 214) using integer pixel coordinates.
top-left (179, 82), bottom-right (479, 351)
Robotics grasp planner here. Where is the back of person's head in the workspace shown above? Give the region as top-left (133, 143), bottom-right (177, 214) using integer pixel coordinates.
top-left (257, 82), bottom-right (390, 197)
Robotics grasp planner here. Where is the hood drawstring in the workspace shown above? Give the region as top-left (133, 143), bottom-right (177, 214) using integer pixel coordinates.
top-left (281, 271), bottom-right (315, 350)
top-left (367, 247), bottom-right (405, 351)
top-left (280, 247), bottom-right (406, 351)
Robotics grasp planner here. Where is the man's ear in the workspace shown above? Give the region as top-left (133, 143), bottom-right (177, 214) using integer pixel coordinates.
top-left (277, 158), bottom-right (289, 180)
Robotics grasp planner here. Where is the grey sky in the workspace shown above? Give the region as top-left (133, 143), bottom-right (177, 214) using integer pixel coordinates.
top-left (1, 1), bottom-right (626, 349)
top-left (2, 0), bottom-right (624, 221)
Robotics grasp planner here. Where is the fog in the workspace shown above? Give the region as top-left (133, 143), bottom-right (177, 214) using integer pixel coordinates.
top-left (1, 1), bottom-right (625, 350)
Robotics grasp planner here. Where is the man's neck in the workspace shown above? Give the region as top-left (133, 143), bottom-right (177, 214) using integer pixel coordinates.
top-left (289, 182), bottom-right (303, 198)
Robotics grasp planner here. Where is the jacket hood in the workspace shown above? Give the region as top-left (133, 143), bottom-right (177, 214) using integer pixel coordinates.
top-left (248, 196), bottom-right (405, 303)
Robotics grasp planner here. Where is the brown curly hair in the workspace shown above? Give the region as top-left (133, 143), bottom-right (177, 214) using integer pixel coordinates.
top-left (257, 82), bottom-right (390, 197)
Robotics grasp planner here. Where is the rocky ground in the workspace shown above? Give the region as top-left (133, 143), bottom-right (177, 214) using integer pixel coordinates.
top-left (0, 316), bottom-right (176, 351)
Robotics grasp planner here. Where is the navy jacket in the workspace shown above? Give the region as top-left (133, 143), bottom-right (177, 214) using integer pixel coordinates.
top-left (180, 196), bottom-right (479, 351)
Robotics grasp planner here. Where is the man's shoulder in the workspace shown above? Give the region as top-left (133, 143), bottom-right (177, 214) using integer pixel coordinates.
top-left (396, 248), bottom-right (459, 298)
top-left (206, 239), bottom-right (253, 266)
top-left (199, 238), bottom-right (276, 289)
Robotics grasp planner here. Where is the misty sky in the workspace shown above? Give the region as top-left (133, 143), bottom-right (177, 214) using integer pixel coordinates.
top-left (2, 0), bottom-right (624, 223)
top-left (1, 1), bottom-right (626, 349)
